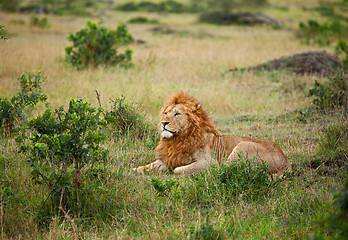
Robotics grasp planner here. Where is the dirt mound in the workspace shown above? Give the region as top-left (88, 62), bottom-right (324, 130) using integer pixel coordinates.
top-left (241, 51), bottom-right (342, 75)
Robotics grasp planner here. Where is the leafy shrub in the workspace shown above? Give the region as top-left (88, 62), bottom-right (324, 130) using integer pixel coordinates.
top-left (0, 24), bottom-right (8, 40)
top-left (65, 20), bottom-right (134, 70)
top-left (0, 72), bottom-right (48, 135)
top-left (18, 98), bottom-right (109, 226)
top-left (307, 74), bottom-right (347, 110)
top-left (105, 96), bottom-right (158, 147)
top-left (29, 16), bottom-right (51, 28)
top-left (128, 16), bottom-right (159, 24)
top-left (297, 19), bottom-right (348, 46)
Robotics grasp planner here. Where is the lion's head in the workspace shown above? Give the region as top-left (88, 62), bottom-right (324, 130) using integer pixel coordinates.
top-left (156, 92), bottom-right (221, 168)
top-left (159, 92), bottom-right (220, 139)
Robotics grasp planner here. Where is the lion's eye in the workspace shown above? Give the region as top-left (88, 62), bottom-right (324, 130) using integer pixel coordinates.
top-left (174, 113), bottom-right (180, 117)
top-left (164, 112), bottom-right (167, 115)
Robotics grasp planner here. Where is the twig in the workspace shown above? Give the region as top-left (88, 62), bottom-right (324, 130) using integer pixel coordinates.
top-left (95, 90), bottom-right (105, 117)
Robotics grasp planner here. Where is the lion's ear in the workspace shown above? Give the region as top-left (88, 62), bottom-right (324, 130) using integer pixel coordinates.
top-left (195, 104), bottom-right (201, 111)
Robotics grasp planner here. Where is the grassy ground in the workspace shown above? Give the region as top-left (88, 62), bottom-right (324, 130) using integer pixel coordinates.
top-left (1, 0), bottom-right (347, 239)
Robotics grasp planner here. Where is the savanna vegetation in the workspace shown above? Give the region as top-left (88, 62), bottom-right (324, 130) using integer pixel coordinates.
top-left (0, 0), bottom-right (347, 239)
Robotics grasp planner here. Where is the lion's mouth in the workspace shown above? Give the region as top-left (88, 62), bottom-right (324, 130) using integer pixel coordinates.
top-left (162, 127), bottom-right (176, 134)
top-left (161, 127), bottom-right (176, 138)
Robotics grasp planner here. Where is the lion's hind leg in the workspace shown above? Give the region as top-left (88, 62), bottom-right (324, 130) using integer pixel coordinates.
top-left (134, 160), bottom-right (168, 173)
top-left (227, 141), bottom-right (290, 175)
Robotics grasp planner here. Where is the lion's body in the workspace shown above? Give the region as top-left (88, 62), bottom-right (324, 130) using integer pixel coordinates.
top-left (135, 93), bottom-right (291, 175)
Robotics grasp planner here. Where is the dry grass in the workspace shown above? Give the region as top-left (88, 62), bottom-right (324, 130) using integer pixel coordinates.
top-left (0, 6), bottom-right (329, 118)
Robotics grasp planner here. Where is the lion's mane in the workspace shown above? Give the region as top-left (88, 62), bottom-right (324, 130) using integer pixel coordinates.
top-left (155, 92), bottom-right (222, 169)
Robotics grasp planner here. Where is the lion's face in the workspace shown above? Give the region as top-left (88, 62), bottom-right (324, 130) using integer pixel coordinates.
top-left (159, 104), bottom-right (189, 138)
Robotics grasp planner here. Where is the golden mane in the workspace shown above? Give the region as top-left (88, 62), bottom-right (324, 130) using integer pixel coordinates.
top-left (156, 92), bottom-right (221, 169)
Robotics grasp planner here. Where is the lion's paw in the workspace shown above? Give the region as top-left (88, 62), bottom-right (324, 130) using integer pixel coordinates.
top-left (173, 167), bottom-right (184, 175)
top-left (133, 166), bottom-right (145, 173)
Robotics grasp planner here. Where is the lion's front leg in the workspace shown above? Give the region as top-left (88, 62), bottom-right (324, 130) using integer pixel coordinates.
top-left (173, 148), bottom-right (216, 175)
top-left (134, 160), bottom-right (168, 173)
top-left (173, 160), bottom-right (210, 174)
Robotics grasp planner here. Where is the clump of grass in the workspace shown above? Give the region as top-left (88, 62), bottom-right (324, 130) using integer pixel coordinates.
top-left (174, 157), bottom-right (276, 208)
top-left (105, 96), bottom-right (158, 148)
top-left (310, 123), bottom-right (347, 171)
top-left (189, 220), bottom-right (224, 240)
top-left (313, 167), bottom-right (348, 239)
top-left (29, 16), bottom-right (50, 28)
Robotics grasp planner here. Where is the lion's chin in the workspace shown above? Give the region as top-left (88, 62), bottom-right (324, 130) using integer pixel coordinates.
top-left (161, 130), bottom-right (174, 138)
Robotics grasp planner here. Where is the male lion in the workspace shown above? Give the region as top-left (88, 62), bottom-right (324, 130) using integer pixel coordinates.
top-left (135, 92), bottom-right (291, 175)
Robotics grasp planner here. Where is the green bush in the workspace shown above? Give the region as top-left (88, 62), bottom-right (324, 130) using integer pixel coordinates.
top-left (29, 16), bottom-right (51, 28)
top-left (18, 98), bottom-right (109, 226)
top-left (65, 20), bottom-right (134, 70)
top-left (0, 72), bottom-right (48, 135)
top-left (307, 74), bottom-right (347, 110)
top-left (105, 96), bottom-right (158, 147)
top-left (297, 19), bottom-right (348, 46)
top-left (128, 16), bottom-right (159, 24)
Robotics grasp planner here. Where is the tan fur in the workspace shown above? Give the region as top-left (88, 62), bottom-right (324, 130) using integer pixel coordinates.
top-left (135, 92), bottom-right (291, 175)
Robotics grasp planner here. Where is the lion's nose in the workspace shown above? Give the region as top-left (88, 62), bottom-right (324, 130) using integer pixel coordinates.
top-left (161, 121), bottom-right (169, 127)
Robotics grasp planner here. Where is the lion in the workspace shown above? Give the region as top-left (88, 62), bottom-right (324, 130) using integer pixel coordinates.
top-left (135, 92), bottom-right (291, 175)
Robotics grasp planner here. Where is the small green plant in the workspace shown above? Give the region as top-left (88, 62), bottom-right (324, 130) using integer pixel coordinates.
top-left (0, 72), bottom-right (48, 135)
top-left (65, 20), bottom-right (134, 70)
top-left (29, 16), bottom-right (51, 28)
top-left (0, 24), bottom-right (8, 40)
top-left (297, 19), bottom-right (348, 46)
top-left (18, 98), bottom-right (109, 226)
top-left (151, 178), bottom-right (178, 196)
top-left (105, 96), bottom-right (157, 147)
top-left (307, 74), bottom-right (347, 110)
